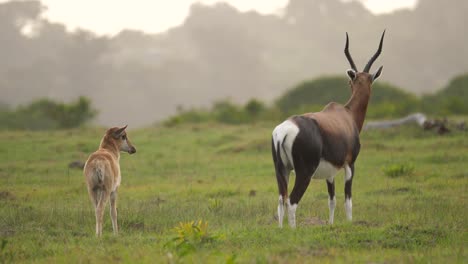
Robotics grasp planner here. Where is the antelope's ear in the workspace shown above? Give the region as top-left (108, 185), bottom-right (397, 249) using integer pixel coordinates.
top-left (346, 69), bottom-right (357, 81)
top-left (113, 125), bottom-right (128, 138)
top-left (371, 66), bottom-right (383, 82)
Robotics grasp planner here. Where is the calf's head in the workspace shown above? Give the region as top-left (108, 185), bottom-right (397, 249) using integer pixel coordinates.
top-left (107, 125), bottom-right (137, 154)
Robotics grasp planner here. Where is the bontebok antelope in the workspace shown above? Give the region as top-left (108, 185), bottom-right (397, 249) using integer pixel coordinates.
top-left (272, 31), bottom-right (385, 227)
top-left (84, 125), bottom-right (136, 236)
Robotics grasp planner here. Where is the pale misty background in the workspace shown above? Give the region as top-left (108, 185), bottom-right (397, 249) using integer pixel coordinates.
top-left (1, 0), bottom-right (467, 127)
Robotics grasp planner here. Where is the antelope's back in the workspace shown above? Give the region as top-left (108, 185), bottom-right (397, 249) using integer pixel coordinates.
top-left (84, 150), bottom-right (119, 190)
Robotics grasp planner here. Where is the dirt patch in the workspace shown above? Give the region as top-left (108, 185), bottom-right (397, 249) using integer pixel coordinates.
top-left (367, 187), bottom-right (415, 196)
top-left (148, 196), bottom-right (166, 206)
top-left (68, 160), bottom-right (85, 169)
top-left (127, 222), bottom-right (145, 231)
top-left (0, 191), bottom-right (15, 201)
top-left (354, 220), bottom-right (379, 227)
top-left (0, 227), bottom-right (15, 237)
top-left (394, 187), bottom-right (411, 193)
top-left (304, 248), bottom-right (329, 257)
top-left (301, 217), bottom-right (327, 226)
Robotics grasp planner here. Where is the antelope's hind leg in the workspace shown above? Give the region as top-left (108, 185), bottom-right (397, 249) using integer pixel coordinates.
top-left (95, 188), bottom-right (109, 237)
top-left (326, 179), bottom-right (336, 224)
top-left (276, 168), bottom-right (290, 228)
top-left (272, 138), bottom-right (289, 228)
top-left (110, 191), bottom-right (118, 235)
top-left (87, 186), bottom-right (100, 236)
top-left (288, 168), bottom-right (314, 228)
top-left (344, 164), bottom-right (354, 221)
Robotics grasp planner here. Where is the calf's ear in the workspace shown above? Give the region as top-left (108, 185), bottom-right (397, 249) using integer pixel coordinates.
top-left (113, 125), bottom-right (128, 138)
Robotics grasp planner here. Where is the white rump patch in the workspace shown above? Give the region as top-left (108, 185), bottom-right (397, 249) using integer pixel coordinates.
top-left (272, 120), bottom-right (299, 169)
top-left (311, 159), bottom-right (339, 180)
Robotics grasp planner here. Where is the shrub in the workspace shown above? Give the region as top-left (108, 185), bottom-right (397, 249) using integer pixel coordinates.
top-left (422, 73), bottom-right (468, 115)
top-left (213, 100), bottom-right (249, 124)
top-left (276, 76), bottom-right (350, 113)
top-left (163, 108), bottom-right (212, 127)
top-left (244, 99), bottom-right (266, 118)
top-left (164, 99), bottom-right (272, 126)
top-left (168, 220), bottom-right (221, 256)
top-left (0, 96), bottom-right (96, 130)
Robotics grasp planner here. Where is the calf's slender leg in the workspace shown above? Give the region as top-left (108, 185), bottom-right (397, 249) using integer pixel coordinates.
top-left (110, 190), bottom-right (118, 235)
top-left (95, 189), bottom-right (109, 237)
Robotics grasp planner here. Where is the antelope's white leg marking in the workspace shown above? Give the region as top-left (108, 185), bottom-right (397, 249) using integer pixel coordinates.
top-left (286, 198), bottom-right (298, 228)
top-left (328, 196), bottom-right (336, 224)
top-left (272, 120), bottom-right (299, 170)
top-left (278, 195), bottom-right (285, 228)
top-left (345, 198), bottom-right (352, 221)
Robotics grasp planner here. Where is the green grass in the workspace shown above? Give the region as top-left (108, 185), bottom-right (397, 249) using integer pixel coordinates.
top-left (0, 122), bottom-right (467, 263)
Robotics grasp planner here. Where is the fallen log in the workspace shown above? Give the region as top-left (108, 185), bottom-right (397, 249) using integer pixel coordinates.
top-left (364, 113), bottom-right (427, 130)
top-left (364, 113), bottom-right (465, 135)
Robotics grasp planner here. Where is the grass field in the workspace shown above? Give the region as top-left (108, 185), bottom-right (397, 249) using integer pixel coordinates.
top-left (0, 122), bottom-right (466, 263)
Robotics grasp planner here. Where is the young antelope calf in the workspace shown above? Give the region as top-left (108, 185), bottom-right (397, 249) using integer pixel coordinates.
top-left (84, 125), bottom-right (136, 236)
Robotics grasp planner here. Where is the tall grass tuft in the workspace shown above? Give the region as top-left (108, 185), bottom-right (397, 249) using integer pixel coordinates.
top-left (382, 163), bottom-right (415, 178)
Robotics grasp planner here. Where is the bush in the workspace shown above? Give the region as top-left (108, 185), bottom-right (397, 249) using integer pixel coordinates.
top-left (163, 108), bottom-right (212, 127)
top-left (276, 76), bottom-right (350, 113)
top-left (167, 220), bottom-right (221, 256)
top-left (421, 73), bottom-right (468, 115)
top-left (213, 100), bottom-right (249, 124)
top-left (244, 99), bottom-right (265, 118)
top-left (164, 99), bottom-right (274, 126)
top-left (0, 97), bottom-right (96, 130)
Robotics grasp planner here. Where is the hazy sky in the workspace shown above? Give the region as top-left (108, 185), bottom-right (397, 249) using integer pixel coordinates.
top-left (3, 0), bottom-right (418, 35)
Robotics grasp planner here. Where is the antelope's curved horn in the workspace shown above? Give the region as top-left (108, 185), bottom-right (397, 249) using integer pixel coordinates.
top-left (363, 30), bottom-right (385, 73)
top-left (344, 32), bottom-right (358, 72)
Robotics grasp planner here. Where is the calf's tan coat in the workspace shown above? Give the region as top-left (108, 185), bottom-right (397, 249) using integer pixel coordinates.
top-left (84, 126), bottom-right (136, 236)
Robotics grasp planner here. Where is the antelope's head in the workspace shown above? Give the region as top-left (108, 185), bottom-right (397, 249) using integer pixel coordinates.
top-left (107, 125), bottom-right (137, 154)
top-left (344, 31), bottom-right (385, 94)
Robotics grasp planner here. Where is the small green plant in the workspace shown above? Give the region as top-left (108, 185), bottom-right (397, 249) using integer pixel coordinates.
top-left (168, 220), bottom-right (221, 255)
top-left (208, 198), bottom-right (223, 213)
top-left (383, 163), bottom-right (415, 178)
